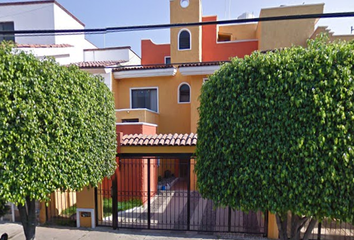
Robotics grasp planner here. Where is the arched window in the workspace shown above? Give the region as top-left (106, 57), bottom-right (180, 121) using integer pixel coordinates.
top-left (178, 83), bottom-right (190, 103)
top-left (178, 29), bottom-right (191, 50)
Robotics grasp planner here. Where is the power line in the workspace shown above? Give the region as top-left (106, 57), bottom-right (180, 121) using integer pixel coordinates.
top-left (1, 11), bottom-right (354, 37)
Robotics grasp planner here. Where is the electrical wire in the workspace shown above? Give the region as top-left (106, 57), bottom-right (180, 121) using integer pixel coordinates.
top-left (0, 11), bottom-right (353, 37)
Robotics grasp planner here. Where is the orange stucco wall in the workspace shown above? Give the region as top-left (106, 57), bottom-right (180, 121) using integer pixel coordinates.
top-left (114, 72), bottom-right (203, 134)
top-left (116, 124), bottom-right (157, 136)
top-left (141, 39), bottom-right (170, 65)
top-left (202, 16), bottom-right (258, 62)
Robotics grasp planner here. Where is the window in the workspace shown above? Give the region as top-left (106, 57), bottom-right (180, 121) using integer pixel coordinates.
top-left (131, 88), bottom-right (158, 112)
top-left (122, 118), bottom-right (139, 123)
top-left (164, 56), bottom-right (171, 64)
top-left (203, 78), bottom-right (209, 84)
top-left (178, 29), bottom-right (191, 50)
top-left (0, 22), bottom-right (14, 42)
top-left (178, 83), bottom-right (190, 103)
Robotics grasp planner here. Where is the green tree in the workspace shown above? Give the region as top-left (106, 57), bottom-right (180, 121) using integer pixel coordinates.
top-left (196, 37), bottom-right (354, 240)
top-left (0, 43), bottom-right (117, 240)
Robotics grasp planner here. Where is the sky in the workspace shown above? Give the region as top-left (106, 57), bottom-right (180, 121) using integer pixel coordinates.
top-left (0, 0), bottom-right (354, 56)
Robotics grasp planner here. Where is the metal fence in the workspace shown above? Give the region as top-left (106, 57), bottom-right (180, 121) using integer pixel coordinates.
top-left (97, 154), bottom-right (267, 235)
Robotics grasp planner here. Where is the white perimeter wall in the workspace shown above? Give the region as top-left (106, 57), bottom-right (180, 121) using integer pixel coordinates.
top-left (84, 48), bottom-right (141, 65)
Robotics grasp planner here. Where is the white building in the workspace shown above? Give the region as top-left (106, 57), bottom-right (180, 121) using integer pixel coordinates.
top-left (0, 0), bottom-right (140, 89)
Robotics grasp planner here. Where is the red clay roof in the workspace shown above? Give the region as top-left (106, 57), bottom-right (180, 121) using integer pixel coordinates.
top-left (178, 61), bottom-right (228, 67)
top-left (17, 43), bottom-right (73, 48)
top-left (70, 60), bottom-right (127, 68)
top-left (121, 133), bottom-right (197, 146)
top-left (114, 61), bottom-right (227, 72)
top-left (114, 64), bottom-right (174, 72)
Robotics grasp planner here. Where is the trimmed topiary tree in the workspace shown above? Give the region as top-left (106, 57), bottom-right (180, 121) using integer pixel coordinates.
top-left (196, 36), bottom-right (354, 240)
top-left (0, 43), bottom-right (117, 240)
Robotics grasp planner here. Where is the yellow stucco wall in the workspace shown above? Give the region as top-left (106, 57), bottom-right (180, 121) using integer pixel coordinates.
top-left (190, 77), bottom-right (203, 133)
top-left (114, 72), bottom-right (207, 134)
top-left (115, 109), bottom-right (160, 125)
top-left (258, 4), bottom-right (324, 51)
top-left (268, 212), bottom-right (279, 239)
top-left (170, 0), bottom-right (202, 63)
top-left (219, 23), bottom-right (257, 41)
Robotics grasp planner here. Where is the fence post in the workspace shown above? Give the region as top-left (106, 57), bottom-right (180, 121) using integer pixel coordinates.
top-left (94, 187), bottom-right (98, 227)
top-left (112, 171), bottom-right (118, 230)
top-left (228, 207), bottom-right (232, 232)
top-left (187, 158), bottom-right (191, 231)
top-left (147, 158), bottom-right (151, 229)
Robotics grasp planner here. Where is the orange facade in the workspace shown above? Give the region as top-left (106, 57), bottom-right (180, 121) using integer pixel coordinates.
top-left (201, 16), bottom-right (258, 62)
top-left (141, 39), bottom-right (170, 65)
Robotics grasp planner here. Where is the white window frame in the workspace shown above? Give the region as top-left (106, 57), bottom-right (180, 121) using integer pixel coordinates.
top-left (164, 56), bottom-right (171, 64)
top-left (203, 78), bottom-right (209, 84)
top-left (130, 87), bottom-right (159, 113)
top-left (178, 28), bottom-right (192, 51)
top-left (177, 82), bottom-right (191, 104)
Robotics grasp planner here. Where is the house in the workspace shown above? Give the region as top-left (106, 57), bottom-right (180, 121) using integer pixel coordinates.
top-left (106, 0), bottom-right (354, 236)
top-left (0, 0), bottom-right (141, 90)
top-left (113, 0), bottom-right (353, 138)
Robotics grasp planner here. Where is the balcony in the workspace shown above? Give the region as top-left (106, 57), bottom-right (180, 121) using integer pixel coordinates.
top-left (115, 108), bottom-right (160, 125)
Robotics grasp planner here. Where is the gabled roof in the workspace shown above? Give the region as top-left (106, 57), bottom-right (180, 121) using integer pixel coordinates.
top-left (70, 60), bottom-right (127, 68)
top-left (17, 43), bottom-right (74, 48)
top-left (121, 133), bottom-right (197, 146)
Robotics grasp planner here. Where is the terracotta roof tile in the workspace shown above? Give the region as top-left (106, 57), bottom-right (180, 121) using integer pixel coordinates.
top-left (178, 61), bottom-right (228, 68)
top-left (17, 43), bottom-right (74, 48)
top-left (121, 133), bottom-right (197, 147)
top-left (70, 60), bottom-right (126, 68)
top-left (114, 64), bottom-right (173, 72)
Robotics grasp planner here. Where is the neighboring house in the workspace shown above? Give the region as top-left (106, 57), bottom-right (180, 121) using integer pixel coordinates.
top-left (0, 0), bottom-right (141, 90)
top-left (0, 0), bottom-right (141, 224)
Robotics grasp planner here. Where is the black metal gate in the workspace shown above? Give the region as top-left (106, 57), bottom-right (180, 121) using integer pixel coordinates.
top-left (97, 154), bottom-right (267, 235)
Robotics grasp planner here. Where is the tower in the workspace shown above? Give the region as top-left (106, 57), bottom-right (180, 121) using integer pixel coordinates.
top-left (170, 0), bottom-right (202, 63)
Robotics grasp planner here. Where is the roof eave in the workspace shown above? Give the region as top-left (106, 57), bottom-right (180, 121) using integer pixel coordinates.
top-left (114, 67), bottom-right (177, 79)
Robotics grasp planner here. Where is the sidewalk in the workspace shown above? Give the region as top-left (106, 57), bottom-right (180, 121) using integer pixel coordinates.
top-left (0, 222), bottom-right (265, 240)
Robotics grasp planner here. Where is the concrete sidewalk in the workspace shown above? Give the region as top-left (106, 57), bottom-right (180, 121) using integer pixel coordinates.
top-left (0, 222), bottom-right (265, 240)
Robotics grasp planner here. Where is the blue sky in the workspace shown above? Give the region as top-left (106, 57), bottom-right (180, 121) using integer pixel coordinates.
top-left (1, 0), bottom-right (354, 55)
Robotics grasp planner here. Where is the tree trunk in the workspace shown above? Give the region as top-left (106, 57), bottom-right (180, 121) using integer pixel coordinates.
top-left (303, 218), bottom-right (317, 240)
top-left (276, 212), bottom-right (317, 240)
top-left (276, 212), bottom-right (288, 240)
top-left (18, 197), bottom-right (36, 240)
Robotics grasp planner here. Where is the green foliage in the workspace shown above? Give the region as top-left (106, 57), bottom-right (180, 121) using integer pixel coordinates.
top-left (103, 198), bottom-right (142, 217)
top-left (196, 37), bottom-right (354, 223)
top-left (0, 42), bottom-right (117, 205)
top-left (61, 204), bottom-right (77, 216)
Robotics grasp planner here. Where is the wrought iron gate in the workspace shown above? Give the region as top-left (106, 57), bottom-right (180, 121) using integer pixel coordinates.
top-left (97, 154), bottom-right (267, 235)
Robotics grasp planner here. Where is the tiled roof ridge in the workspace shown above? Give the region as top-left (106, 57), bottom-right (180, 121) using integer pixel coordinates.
top-left (121, 133), bottom-right (197, 146)
top-left (69, 60), bottom-right (127, 68)
top-left (113, 61), bottom-right (229, 72)
top-left (16, 43), bottom-right (74, 48)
